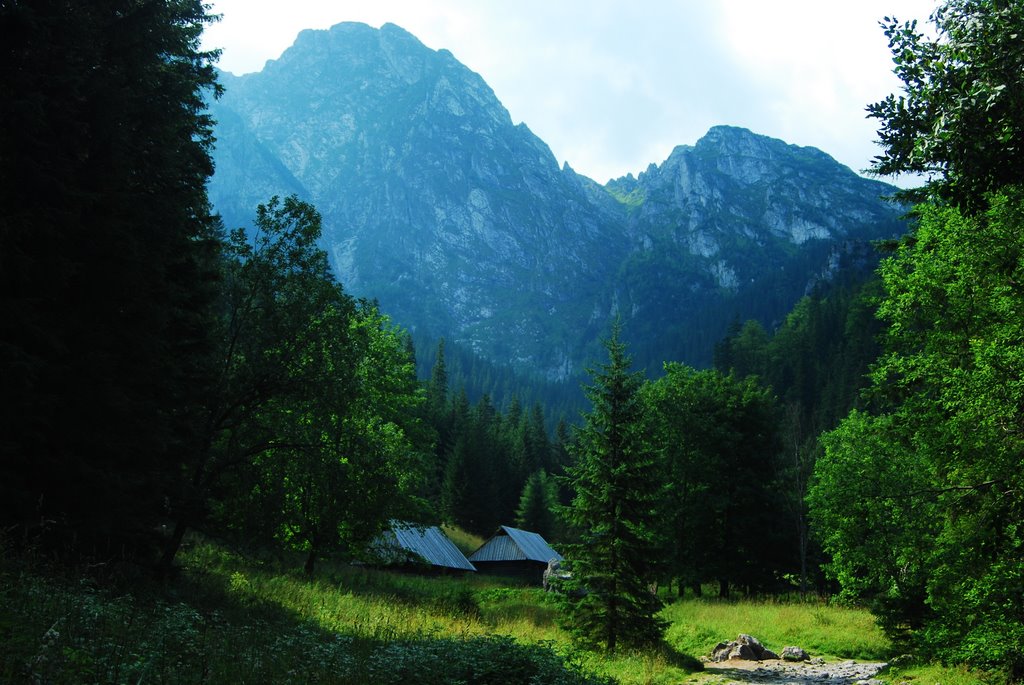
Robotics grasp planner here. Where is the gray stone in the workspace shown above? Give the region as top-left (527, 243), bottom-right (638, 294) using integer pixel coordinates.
top-left (711, 634), bottom-right (780, 662)
top-left (782, 645), bottom-right (810, 661)
top-left (730, 644), bottom-right (758, 661)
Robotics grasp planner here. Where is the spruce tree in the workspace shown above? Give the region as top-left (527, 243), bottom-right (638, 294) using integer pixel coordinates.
top-left (515, 469), bottom-right (557, 539)
top-left (560, 324), bottom-right (666, 652)
top-left (0, 0), bottom-right (221, 560)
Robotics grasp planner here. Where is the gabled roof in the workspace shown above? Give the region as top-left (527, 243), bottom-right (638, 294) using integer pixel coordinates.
top-left (371, 521), bottom-right (477, 571)
top-left (469, 525), bottom-right (563, 564)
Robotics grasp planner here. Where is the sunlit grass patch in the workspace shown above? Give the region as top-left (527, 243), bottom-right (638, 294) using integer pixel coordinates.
top-left (8, 538), bottom-right (994, 685)
top-left (884, 662), bottom-right (991, 685)
top-left (581, 643), bottom-right (703, 685)
top-left (441, 524), bottom-right (486, 556)
top-left (661, 597), bottom-right (890, 661)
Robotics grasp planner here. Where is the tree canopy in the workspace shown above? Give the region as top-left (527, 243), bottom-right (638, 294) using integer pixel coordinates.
top-left (642, 365), bottom-right (784, 598)
top-left (811, 189), bottom-right (1024, 677)
top-left (813, 2), bottom-right (1024, 677)
top-left (868, 0), bottom-right (1024, 211)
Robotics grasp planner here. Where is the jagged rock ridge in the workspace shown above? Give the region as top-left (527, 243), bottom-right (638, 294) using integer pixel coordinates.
top-left (208, 22), bottom-right (906, 379)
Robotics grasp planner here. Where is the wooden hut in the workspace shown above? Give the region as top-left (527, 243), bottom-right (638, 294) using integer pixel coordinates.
top-left (468, 525), bottom-right (562, 584)
top-left (368, 521), bottom-right (477, 574)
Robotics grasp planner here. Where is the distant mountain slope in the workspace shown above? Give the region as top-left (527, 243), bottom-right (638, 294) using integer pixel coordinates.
top-left (208, 22), bottom-right (906, 379)
top-left (608, 125), bottom-right (903, 369)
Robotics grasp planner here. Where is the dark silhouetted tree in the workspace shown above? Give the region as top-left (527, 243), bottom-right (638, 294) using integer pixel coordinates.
top-left (0, 0), bottom-right (222, 560)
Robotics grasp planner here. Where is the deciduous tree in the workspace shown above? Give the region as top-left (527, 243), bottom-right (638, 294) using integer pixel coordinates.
top-left (868, 0), bottom-right (1024, 212)
top-left (642, 365), bottom-right (784, 597)
top-left (810, 191), bottom-right (1024, 676)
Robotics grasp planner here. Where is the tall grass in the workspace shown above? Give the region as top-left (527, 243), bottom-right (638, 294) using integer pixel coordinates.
top-left (0, 541), bottom-right (602, 684)
top-left (662, 597), bottom-right (891, 661)
top-left (886, 663), bottom-right (991, 685)
top-left (0, 537), bottom-right (994, 685)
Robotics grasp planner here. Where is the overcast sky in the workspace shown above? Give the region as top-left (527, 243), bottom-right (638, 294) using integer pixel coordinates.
top-left (200, 0), bottom-right (936, 185)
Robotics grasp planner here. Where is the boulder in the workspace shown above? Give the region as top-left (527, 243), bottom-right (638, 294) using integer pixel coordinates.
top-left (711, 634), bottom-right (779, 662)
top-left (542, 559), bottom-right (568, 592)
top-left (543, 559), bottom-right (585, 596)
top-left (731, 643), bottom-right (758, 661)
top-left (782, 646), bottom-right (811, 662)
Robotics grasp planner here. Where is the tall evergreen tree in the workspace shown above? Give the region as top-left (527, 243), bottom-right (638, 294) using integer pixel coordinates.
top-left (525, 403), bottom-right (552, 474)
top-left (0, 0), bottom-right (221, 559)
top-left (426, 338), bottom-right (449, 417)
top-left (560, 324), bottom-right (666, 652)
top-left (442, 394), bottom-right (510, 535)
top-left (515, 469), bottom-right (558, 539)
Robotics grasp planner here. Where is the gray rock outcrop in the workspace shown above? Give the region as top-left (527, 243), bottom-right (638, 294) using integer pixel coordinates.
top-left (712, 634), bottom-right (780, 661)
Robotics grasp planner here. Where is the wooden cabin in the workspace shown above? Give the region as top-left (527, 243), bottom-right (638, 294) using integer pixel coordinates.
top-left (468, 525), bottom-right (562, 584)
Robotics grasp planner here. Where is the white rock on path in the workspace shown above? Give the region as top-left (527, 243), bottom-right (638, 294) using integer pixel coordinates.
top-left (702, 658), bottom-right (888, 685)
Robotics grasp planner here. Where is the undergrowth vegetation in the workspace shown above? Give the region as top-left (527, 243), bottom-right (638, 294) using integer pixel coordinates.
top-left (0, 537), bottom-right (990, 685)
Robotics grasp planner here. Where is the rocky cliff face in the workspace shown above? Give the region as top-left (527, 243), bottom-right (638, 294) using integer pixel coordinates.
top-left (208, 22), bottom-right (905, 378)
top-left (606, 126), bottom-right (903, 369)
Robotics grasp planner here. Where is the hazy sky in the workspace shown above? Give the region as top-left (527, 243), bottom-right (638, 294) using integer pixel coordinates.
top-left (200, 1), bottom-right (935, 185)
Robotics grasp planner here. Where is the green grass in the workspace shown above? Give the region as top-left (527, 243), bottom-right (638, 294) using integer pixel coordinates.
top-left (883, 663), bottom-right (992, 685)
top-left (0, 538), bottom-right (1003, 685)
top-left (605, 184), bottom-right (647, 211)
top-left (662, 596), bottom-right (891, 661)
top-left (441, 524), bottom-right (486, 556)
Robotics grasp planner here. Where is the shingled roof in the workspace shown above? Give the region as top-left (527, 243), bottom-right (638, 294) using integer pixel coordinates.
top-left (370, 521), bottom-right (477, 572)
top-left (469, 525), bottom-right (563, 564)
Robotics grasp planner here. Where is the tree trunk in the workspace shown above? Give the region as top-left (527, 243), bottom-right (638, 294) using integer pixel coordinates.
top-left (156, 519), bottom-right (188, 579)
top-left (304, 544), bottom-right (317, 575)
top-left (798, 519), bottom-right (809, 597)
top-left (719, 578), bottom-right (730, 599)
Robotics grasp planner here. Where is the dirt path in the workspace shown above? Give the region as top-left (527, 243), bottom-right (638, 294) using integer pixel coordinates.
top-left (694, 658), bottom-right (888, 685)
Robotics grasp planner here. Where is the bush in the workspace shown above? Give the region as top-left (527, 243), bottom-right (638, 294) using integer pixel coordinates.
top-left (359, 636), bottom-right (614, 685)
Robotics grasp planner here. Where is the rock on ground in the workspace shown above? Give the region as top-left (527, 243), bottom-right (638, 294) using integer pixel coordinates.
top-left (700, 658), bottom-right (888, 685)
top-left (711, 634), bottom-right (780, 662)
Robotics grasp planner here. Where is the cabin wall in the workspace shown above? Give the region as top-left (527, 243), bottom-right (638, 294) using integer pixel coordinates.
top-left (473, 560), bottom-right (547, 585)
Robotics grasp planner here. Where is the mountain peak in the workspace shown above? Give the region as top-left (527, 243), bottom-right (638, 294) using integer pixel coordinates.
top-left (208, 24), bottom-right (907, 377)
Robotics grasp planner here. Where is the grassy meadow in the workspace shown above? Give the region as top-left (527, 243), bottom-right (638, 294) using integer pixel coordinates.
top-left (0, 536), bottom-right (992, 685)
